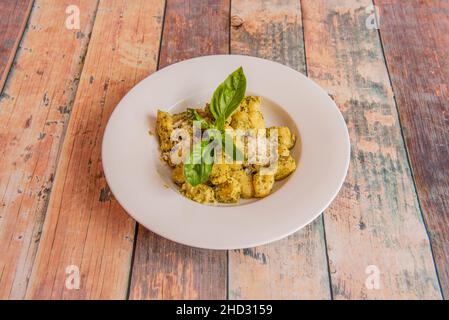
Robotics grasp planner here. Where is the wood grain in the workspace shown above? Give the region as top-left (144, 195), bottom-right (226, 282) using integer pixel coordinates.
top-left (0, 0), bottom-right (99, 300)
top-left (128, 0), bottom-right (229, 300)
top-left (302, 0), bottom-right (442, 299)
top-left (375, 0), bottom-right (449, 299)
top-left (25, 0), bottom-right (165, 299)
top-left (228, 0), bottom-right (331, 299)
top-left (0, 0), bottom-right (33, 92)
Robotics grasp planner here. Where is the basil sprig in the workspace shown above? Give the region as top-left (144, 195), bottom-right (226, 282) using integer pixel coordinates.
top-left (184, 141), bottom-right (214, 186)
top-left (210, 67), bottom-right (247, 131)
top-left (184, 67), bottom-right (247, 186)
top-left (186, 108), bottom-right (210, 129)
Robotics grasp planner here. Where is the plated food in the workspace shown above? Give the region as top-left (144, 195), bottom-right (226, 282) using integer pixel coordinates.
top-left (102, 55), bottom-right (350, 249)
top-left (156, 68), bottom-right (297, 204)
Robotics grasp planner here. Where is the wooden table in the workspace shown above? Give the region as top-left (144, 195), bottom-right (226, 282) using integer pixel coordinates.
top-left (0, 0), bottom-right (447, 300)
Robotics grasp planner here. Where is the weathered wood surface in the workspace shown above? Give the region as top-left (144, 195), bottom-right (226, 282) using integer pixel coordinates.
top-left (129, 0), bottom-right (229, 300)
top-left (1, 0), bottom-right (447, 300)
top-left (375, 0), bottom-right (449, 299)
top-left (302, 0), bottom-right (441, 299)
top-left (228, 0), bottom-right (331, 299)
top-left (0, 0), bottom-right (33, 92)
top-left (0, 0), bottom-right (99, 300)
top-left (26, 0), bottom-right (165, 299)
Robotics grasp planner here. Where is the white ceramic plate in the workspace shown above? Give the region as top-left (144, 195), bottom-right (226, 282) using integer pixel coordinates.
top-left (102, 55), bottom-right (350, 250)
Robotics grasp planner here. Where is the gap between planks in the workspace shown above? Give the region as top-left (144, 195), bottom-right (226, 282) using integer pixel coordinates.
top-left (25, 0), bottom-right (164, 299)
top-left (128, 0), bottom-right (230, 300)
top-left (301, 0), bottom-right (442, 299)
top-left (0, 0), bottom-right (34, 92)
top-left (374, 0), bottom-right (449, 298)
top-left (0, 0), bottom-right (100, 299)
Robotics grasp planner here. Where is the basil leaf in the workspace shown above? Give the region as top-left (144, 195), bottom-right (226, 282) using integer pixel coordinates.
top-left (183, 140), bottom-right (214, 186)
top-left (209, 67), bottom-right (246, 130)
top-left (183, 68), bottom-right (246, 185)
top-left (187, 108), bottom-right (211, 129)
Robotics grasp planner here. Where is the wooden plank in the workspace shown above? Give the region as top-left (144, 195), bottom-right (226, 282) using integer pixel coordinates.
top-left (228, 0), bottom-right (331, 299)
top-left (0, 0), bottom-right (33, 92)
top-left (25, 0), bottom-right (165, 299)
top-left (0, 0), bottom-right (99, 300)
top-left (301, 0), bottom-right (442, 299)
top-left (128, 0), bottom-right (229, 300)
top-left (375, 0), bottom-right (449, 299)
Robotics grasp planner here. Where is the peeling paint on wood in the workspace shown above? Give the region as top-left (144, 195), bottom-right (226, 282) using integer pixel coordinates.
top-left (376, 0), bottom-right (449, 299)
top-left (128, 0), bottom-right (230, 300)
top-left (0, 0), bottom-right (33, 92)
top-left (302, 0), bottom-right (441, 299)
top-left (231, 0), bottom-right (307, 74)
top-left (130, 232), bottom-right (227, 299)
top-left (25, 0), bottom-right (165, 299)
top-left (1, 0), bottom-right (446, 300)
top-left (228, 0), bottom-right (331, 300)
top-left (0, 0), bottom-right (99, 299)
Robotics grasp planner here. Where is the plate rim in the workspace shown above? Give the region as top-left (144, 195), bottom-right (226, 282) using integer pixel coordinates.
top-left (102, 54), bottom-right (350, 250)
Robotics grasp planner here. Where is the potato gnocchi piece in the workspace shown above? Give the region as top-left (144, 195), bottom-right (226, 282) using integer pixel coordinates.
top-left (156, 110), bottom-right (173, 152)
top-left (230, 96), bottom-right (264, 130)
top-left (231, 169), bottom-right (254, 198)
top-left (275, 155), bottom-right (296, 181)
top-left (253, 173), bottom-right (274, 198)
top-left (246, 96), bottom-right (265, 129)
top-left (181, 183), bottom-right (216, 204)
top-left (214, 177), bottom-right (241, 203)
top-left (230, 108), bottom-right (250, 130)
top-left (268, 126), bottom-right (296, 157)
top-left (172, 164), bottom-right (185, 185)
top-left (278, 126), bottom-right (296, 149)
top-left (229, 163), bottom-right (243, 171)
top-left (209, 163), bottom-right (230, 185)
